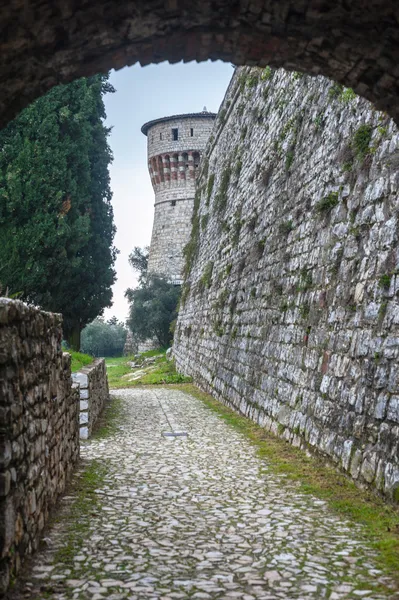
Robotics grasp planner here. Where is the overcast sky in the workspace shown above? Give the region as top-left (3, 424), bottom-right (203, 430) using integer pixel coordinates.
top-left (102, 60), bottom-right (233, 323)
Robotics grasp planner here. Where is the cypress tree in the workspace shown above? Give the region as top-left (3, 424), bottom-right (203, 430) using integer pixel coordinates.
top-left (0, 75), bottom-right (117, 349)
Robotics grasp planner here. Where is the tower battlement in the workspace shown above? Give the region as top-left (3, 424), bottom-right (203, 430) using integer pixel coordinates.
top-left (142, 111), bottom-right (216, 283)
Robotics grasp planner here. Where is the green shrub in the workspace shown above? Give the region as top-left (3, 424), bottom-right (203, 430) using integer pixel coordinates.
top-left (353, 124), bottom-right (373, 160)
top-left (340, 87), bottom-right (356, 104)
top-left (379, 274), bottom-right (391, 290)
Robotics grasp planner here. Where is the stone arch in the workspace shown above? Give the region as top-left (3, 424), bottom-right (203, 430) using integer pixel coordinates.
top-left (1, 1), bottom-right (398, 130)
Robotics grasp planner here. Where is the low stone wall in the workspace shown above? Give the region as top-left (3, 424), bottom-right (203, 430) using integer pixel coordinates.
top-left (72, 359), bottom-right (109, 439)
top-left (0, 299), bottom-right (80, 594)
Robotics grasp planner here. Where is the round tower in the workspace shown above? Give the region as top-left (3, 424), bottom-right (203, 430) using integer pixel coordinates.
top-left (141, 110), bottom-right (216, 283)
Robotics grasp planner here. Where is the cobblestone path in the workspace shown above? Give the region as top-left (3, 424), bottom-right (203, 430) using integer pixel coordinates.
top-left (16, 388), bottom-right (398, 600)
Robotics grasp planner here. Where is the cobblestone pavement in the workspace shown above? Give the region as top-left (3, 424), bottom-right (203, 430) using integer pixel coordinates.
top-left (15, 388), bottom-right (398, 599)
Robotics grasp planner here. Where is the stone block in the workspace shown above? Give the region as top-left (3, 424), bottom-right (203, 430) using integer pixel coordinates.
top-left (72, 372), bottom-right (89, 388)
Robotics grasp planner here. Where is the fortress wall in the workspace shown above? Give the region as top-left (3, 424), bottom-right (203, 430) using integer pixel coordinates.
top-left (174, 67), bottom-right (399, 499)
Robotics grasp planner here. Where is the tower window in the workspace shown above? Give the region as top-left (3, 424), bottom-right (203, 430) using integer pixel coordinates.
top-left (171, 200), bottom-right (176, 207)
top-left (172, 128), bottom-right (178, 141)
top-left (160, 132), bottom-right (162, 140)
top-left (190, 128), bottom-right (194, 137)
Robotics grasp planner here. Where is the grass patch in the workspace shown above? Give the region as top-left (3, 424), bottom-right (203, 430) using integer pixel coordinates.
top-left (69, 351), bottom-right (93, 372)
top-left (175, 383), bottom-right (399, 586)
top-left (53, 459), bottom-right (109, 567)
top-left (106, 354), bottom-right (192, 389)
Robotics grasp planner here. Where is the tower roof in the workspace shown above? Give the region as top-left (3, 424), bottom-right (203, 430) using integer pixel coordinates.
top-left (141, 111), bottom-right (217, 136)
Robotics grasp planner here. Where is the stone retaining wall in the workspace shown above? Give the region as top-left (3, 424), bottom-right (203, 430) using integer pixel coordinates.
top-left (72, 359), bottom-right (109, 439)
top-left (0, 299), bottom-right (80, 594)
top-left (174, 67), bottom-right (399, 500)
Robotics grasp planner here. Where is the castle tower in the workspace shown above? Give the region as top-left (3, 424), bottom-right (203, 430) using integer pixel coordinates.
top-left (141, 111), bottom-right (216, 284)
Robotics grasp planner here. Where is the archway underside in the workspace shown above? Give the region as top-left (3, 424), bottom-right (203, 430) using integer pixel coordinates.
top-left (1, 0), bottom-right (399, 129)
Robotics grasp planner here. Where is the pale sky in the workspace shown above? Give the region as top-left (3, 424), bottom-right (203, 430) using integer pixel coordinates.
top-left (102, 60), bottom-right (233, 323)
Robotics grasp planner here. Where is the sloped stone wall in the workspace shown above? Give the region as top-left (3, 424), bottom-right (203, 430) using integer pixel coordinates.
top-left (174, 67), bottom-right (399, 500)
top-left (0, 300), bottom-right (79, 593)
top-left (72, 359), bottom-right (109, 439)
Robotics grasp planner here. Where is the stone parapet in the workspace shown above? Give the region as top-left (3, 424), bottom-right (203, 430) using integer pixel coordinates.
top-left (72, 359), bottom-right (109, 439)
top-left (0, 300), bottom-right (79, 594)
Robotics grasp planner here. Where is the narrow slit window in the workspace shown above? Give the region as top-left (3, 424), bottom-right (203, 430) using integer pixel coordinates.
top-left (171, 200), bottom-right (176, 207)
top-left (172, 128), bottom-right (178, 141)
top-left (190, 128), bottom-right (194, 137)
top-left (160, 132), bottom-right (162, 140)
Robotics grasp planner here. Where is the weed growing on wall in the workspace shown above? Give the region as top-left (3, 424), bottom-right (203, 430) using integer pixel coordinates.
top-left (198, 261), bottom-right (214, 292)
top-left (206, 173), bottom-right (215, 205)
top-left (315, 192), bottom-right (339, 215)
top-left (353, 124), bottom-right (373, 160)
top-left (213, 166), bottom-right (231, 214)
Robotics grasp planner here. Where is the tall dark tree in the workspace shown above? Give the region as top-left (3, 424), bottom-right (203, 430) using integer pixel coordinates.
top-left (0, 75), bottom-right (117, 349)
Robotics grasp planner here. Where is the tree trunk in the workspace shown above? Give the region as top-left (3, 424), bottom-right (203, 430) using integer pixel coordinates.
top-left (66, 324), bottom-right (81, 351)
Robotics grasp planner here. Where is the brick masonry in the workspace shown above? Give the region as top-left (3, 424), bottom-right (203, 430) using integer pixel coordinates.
top-left (0, 299), bottom-right (80, 593)
top-left (174, 67), bottom-right (399, 500)
top-left (72, 359), bottom-right (109, 440)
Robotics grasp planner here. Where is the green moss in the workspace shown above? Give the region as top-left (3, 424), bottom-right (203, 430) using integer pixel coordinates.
top-left (180, 282), bottom-right (191, 306)
top-left (261, 66), bottom-right (273, 81)
top-left (231, 207), bottom-right (243, 247)
top-left (201, 213), bottom-right (209, 231)
top-left (328, 82), bottom-right (344, 99)
top-left (199, 261), bottom-right (214, 292)
top-left (292, 71), bottom-right (304, 80)
top-left (213, 166), bottom-right (231, 214)
top-left (246, 72), bottom-right (259, 88)
top-left (206, 173), bottom-right (215, 205)
top-left (314, 113), bottom-right (325, 130)
top-left (279, 220), bottom-right (294, 235)
top-left (225, 263), bottom-right (232, 277)
top-left (299, 302), bottom-right (310, 320)
top-left (240, 124), bottom-right (248, 140)
top-left (379, 274), bottom-right (392, 290)
top-left (183, 188), bottom-right (202, 277)
top-left (297, 268), bottom-right (313, 292)
top-left (234, 159), bottom-right (243, 178)
top-left (353, 124), bottom-right (373, 160)
top-left (237, 103), bottom-right (245, 116)
top-left (218, 108), bottom-right (227, 125)
top-left (257, 238), bottom-right (266, 255)
top-left (285, 150), bottom-right (295, 171)
top-left (340, 87), bottom-right (356, 104)
top-left (315, 192), bottom-right (339, 215)
top-left (277, 423), bottom-right (286, 435)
